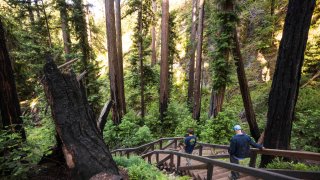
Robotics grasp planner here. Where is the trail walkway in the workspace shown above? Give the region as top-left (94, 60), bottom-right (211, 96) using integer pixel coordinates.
top-left (111, 137), bottom-right (320, 180)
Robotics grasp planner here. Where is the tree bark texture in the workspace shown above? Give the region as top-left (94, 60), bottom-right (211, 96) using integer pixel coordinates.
top-left (208, 86), bottom-right (225, 118)
top-left (192, 0), bottom-right (205, 120)
top-left (260, 0), bottom-right (316, 167)
top-left (232, 28), bottom-right (260, 141)
top-left (138, 1), bottom-right (145, 118)
top-left (57, 0), bottom-right (72, 61)
top-left (114, 0), bottom-right (126, 115)
top-left (0, 19), bottom-right (26, 139)
top-left (187, 0), bottom-right (198, 110)
top-left (159, 0), bottom-right (169, 122)
top-left (151, 0), bottom-right (157, 66)
top-left (105, 0), bottom-right (123, 125)
top-left (43, 60), bottom-right (120, 179)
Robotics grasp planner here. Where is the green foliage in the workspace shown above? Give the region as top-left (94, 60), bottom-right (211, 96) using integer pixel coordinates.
top-left (266, 158), bottom-right (320, 171)
top-left (199, 110), bottom-right (237, 144)
top-left (113, 156), bottom-right (168, 180)
top-left (0, 130), bottom-right (30, 179)
top-left (103, 111), bottom-right (154, 148)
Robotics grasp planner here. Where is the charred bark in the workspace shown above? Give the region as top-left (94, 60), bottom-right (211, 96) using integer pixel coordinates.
top-left (0, 19), bottom-right (26, 139)
top-left (192, 0), bottom-right (205, 120)
top-left (187, 0), bottom-right (198, 110)
top-left (159, 0), bottom-right (169, 122)
top-left (260, 0), bottom-right (316, 167)
top-left (43, 59), bottom-right (120, 179)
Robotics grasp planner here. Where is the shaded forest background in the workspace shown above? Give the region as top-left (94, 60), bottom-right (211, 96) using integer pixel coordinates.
top-left (0, 0), bottom-right (319, 178)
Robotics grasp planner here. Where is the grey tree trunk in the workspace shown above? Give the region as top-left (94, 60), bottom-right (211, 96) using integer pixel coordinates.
top-left (151, 0), bottom-right (157, 66)
top-left (57, 0), bottom-right (72, 61)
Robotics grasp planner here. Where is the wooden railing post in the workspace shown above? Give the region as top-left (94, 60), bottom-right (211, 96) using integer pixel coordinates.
top-left (199, 145), bottom-right (203, 156)
top-left (160, 140), bottom-right (163, 150)
top-left (148, 154), bottom-right (152, 164)
top-left (156, 152), bottom-right (159, 163)
top-left (174, 139), bottom-right (177, 149)
top-left (207, 164), bottom-right (213, 180)
top-left (127, 151), bottom-right (130, 159)
top-left (249, 152), bottom-right (257, 167)
top-left (170, 154), bottom-right (174, 171)
top-left (177, 155), bottom-right (181, 169)
top-left (119, 151), bottom-right (122, 156)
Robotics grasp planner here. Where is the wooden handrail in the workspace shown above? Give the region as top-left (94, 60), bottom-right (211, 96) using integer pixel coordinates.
top-left (112, 137), bottom-right (320, 162)
top-left (111, 137), bottom-right (183, 154)
top-left (142, 150), bottom-right (298, 180)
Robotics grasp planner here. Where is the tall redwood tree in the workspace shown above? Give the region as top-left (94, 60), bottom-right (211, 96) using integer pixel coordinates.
top-left (105, 0), bottom-right (123, 124)
top-left (192, 0), bottom-right (205, 120)
top-left (260, 0), bottom-right (316, 167)
top-left (159, 0), bottom-right (169, 121)
top-left (0, 19), bottom-right (26, 139)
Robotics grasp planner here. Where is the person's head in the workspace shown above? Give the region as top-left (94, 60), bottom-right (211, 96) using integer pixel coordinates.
top-left (187, 128), bottom-right (194, 135)
top-left (233, 125), bottom-right (242, 134)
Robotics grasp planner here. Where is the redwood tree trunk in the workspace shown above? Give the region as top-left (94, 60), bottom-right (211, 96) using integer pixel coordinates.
top-left (192, 0), bottom-right (204, 120)
top-left (0, 19), bottom-right (26, 139)
top-left (208, 86), bottom-right (225, 118)
top-left (232, 28), bottom-right (260, 141)
top-left (105, 0), bottom-right (122, 124)
top-left (159, 0), bottom-right (169, 122)
top-left (138, 0), bottom-right (145, 118)
top-left (114, 0), bottom-right (126, 115)
top-left (187, 0), bottom-right (198, 110)
top-left (57, 0), bottom-right (72, 61)
top-left (151, 0), bottom-right (157, 66)
top-left (260, 0), bottom-right (316, 167)
top-left (43, 60), bottom-right (120, 179)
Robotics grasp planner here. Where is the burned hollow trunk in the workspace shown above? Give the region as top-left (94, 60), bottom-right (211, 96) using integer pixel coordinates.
top-left (43, 59), bottom-right (120, 179)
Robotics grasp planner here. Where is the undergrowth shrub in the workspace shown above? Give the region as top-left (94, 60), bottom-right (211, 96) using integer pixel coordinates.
top-left (266, 158), bottom-right (320, 171)
top-left (103, 111), bottom-right (154, 149)
top-left (0, 130), bottom-right (30, 179)
top-left (113, 156), bottom-right (168, 180)
top-left (199, 110), bottom-right (237, 144)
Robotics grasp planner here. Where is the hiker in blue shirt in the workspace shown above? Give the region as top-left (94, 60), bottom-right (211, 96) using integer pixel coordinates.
top-left (228, 125), bottom-right (264, 180)
top-left (184, 128), bottom-right (197, 166)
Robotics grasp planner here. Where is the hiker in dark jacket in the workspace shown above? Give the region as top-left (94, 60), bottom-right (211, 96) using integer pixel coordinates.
top-left (184, 128), bottom-right (196, 166)
top-left (228, 125), bottom-right (264, 179)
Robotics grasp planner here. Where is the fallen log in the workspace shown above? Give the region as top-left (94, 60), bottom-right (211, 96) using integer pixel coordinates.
top-left (43, 59), bottom-right (120, 180)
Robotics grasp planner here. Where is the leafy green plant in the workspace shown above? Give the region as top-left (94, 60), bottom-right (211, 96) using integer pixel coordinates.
top-left (267, 158), bottom-right (320, 171)
top-left (200, 110), bottom-right (237, 144)
top-left (0, 130), bottom-right (30, 179)
top-left (113, 156), bottom-right (167, 180)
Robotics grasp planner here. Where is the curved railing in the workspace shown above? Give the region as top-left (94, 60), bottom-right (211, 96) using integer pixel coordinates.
top-left (111, 137), bottom-right (320, 180)
top-left (141, 150), bottom-right (298, 180)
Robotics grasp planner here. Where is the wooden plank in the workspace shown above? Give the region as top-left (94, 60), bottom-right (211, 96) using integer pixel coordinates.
top-left (178, 164), bottom-right (207, 171)
top-left (203, 154), bottom-right (229, 159)
top-left (207, 164), bottom-right (213, 180)
top-left (157, 154), bottom-right (171, 165)
top-left (253, 148), bottom-right (320, 161)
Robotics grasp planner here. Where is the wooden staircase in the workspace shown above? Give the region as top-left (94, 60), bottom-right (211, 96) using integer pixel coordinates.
top-left (111, 137), bottom-right (320, 180)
